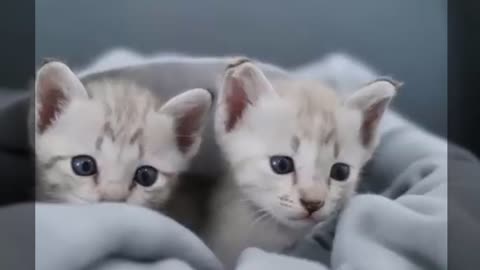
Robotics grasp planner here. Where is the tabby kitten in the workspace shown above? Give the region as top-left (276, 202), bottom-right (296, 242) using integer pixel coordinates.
top-left (204, 59), bottom-right (398, 267)
top-left (33, 61), bottom-right (212, 209)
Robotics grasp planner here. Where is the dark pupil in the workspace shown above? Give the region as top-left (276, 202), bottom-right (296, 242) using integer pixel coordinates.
top-left (71, 155), bottom-right (97, 176)
top-left (277, 160), bottom-right (289, 171)
top-left (140, 171), bottom-right (149, 181)
top-left (81, 162), bottom-right (91, 172)
top-left (134, 166), bottom-right (158, 187)
top-left (330, 163), bottom-right (350, 181)
top-left (270, 156), bottom-right (294, 174)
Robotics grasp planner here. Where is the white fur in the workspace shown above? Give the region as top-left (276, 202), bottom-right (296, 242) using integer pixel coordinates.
top-left (34, 62), bottom-right (211, 208)
top-left (205, 60), bottom-right (396, 267)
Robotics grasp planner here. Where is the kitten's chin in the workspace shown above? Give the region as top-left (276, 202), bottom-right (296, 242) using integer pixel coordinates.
top-left (263, 211), bottom-right (317, 231)
top-left (244, 198), bottom-right (316, 232)
top-left (281, 217), bottom-right (318, 230)
top-left (279, 211), bottom-right (335, 231)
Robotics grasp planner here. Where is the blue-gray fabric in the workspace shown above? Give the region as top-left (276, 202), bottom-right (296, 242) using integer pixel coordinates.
top-left (2, 50), bottom-right (476, 270)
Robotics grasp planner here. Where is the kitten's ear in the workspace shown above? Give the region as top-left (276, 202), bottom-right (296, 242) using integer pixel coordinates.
top-left (219, 58), bottom-right (278, 132)
top-left (159, 88), bottom-right (213, 157)
top-left (345, 79), bottom-right (400, 146)
top-left (35, 61), bottom-right (88, 133)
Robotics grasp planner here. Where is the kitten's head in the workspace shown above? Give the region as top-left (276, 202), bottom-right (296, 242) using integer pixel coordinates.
top-left (34, 61), bottom-right (212, 208)
top-left (215, 59), bottom-right (397, 229)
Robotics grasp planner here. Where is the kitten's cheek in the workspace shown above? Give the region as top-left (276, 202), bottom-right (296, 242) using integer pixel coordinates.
top-left (313, 205), bottom-right (332, 222)
top-left (127, 191), bottom-right (147, 206)
top-left (154, 177), bottom-right (167, 187)
top-left (153, 176), bottom-right (168, 188)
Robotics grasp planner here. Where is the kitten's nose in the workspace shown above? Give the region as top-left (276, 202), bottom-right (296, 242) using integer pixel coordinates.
top-left (300, 199), bottom-right (324, 214)
top-left (99, 184), bottom-right (129, 202)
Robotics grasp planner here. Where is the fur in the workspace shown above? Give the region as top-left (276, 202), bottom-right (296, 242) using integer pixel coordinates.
top-left (33, 61), bottom-right (212, 209)
top-left (204, 59), bottom-right (398, 267)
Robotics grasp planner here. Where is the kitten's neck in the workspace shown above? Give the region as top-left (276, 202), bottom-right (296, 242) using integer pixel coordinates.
top-left (204, 175), bottom-right (307, 268)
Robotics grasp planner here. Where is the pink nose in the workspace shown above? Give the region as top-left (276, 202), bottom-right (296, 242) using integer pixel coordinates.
top-left (299, 199), bottom-right (324, 214)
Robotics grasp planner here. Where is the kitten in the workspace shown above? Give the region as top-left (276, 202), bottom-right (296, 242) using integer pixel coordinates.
top-left (204, 59), bottom-right (398, 267)
top-left (33, 61), bottom-right (212, 209)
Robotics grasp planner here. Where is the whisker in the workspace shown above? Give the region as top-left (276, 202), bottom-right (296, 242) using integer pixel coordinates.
top-left (246, 208), bottom-right (272, 241)
top-left (249, 211), bottom-right (270, 230)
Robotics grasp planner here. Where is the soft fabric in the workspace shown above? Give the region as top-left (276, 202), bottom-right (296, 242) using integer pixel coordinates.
top-left (0, 49), bottom-right (477, 270)
top-left (35, 203), bottom-right (221, 270)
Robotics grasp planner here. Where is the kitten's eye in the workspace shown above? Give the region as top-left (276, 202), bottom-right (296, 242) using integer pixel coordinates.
top-left (330, 162), bottom-right (350, 181)
top-left (134, 166), bottom-right (158, 187)
top-left (71, 155), bottom-right (97, 176)
top-left (270, 156), bottom-right (295, 174)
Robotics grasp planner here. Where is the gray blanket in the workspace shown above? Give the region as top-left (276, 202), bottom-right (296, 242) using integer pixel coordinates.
top-left (2, 50), bottom-right (477, 270)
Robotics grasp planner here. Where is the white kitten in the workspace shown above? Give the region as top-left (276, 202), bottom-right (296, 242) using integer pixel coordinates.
top-left (33, 61), bottom-right (212, 209)
top-left (205, 59), bottom-right (398, 268)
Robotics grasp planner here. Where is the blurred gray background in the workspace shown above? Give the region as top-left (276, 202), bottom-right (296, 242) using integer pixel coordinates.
top-left (35, 0), bottom-right (447, 138)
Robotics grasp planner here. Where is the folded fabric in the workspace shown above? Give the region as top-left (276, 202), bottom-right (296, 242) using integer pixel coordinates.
top-left (35, 203), bottom-right (222, 270)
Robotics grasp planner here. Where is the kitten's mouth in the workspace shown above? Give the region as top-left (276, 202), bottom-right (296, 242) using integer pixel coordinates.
top-left (288, 213), bottom-right (320, 223)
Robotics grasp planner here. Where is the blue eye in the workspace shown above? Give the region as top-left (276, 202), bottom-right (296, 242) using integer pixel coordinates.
top-left (71, 155), bottom-right (97, 176)
top-left (270, 156), bottom-right (295, 174)
top-left (134, 165), bottom-right (158, 187)
top-left (330, 162), bottom-right (350, 181)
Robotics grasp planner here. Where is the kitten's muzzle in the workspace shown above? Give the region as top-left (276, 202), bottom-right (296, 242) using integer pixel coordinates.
top-left (98, 184), bottom-right (130, 202)
top-left (299, 199), bottom-right (324, 215)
